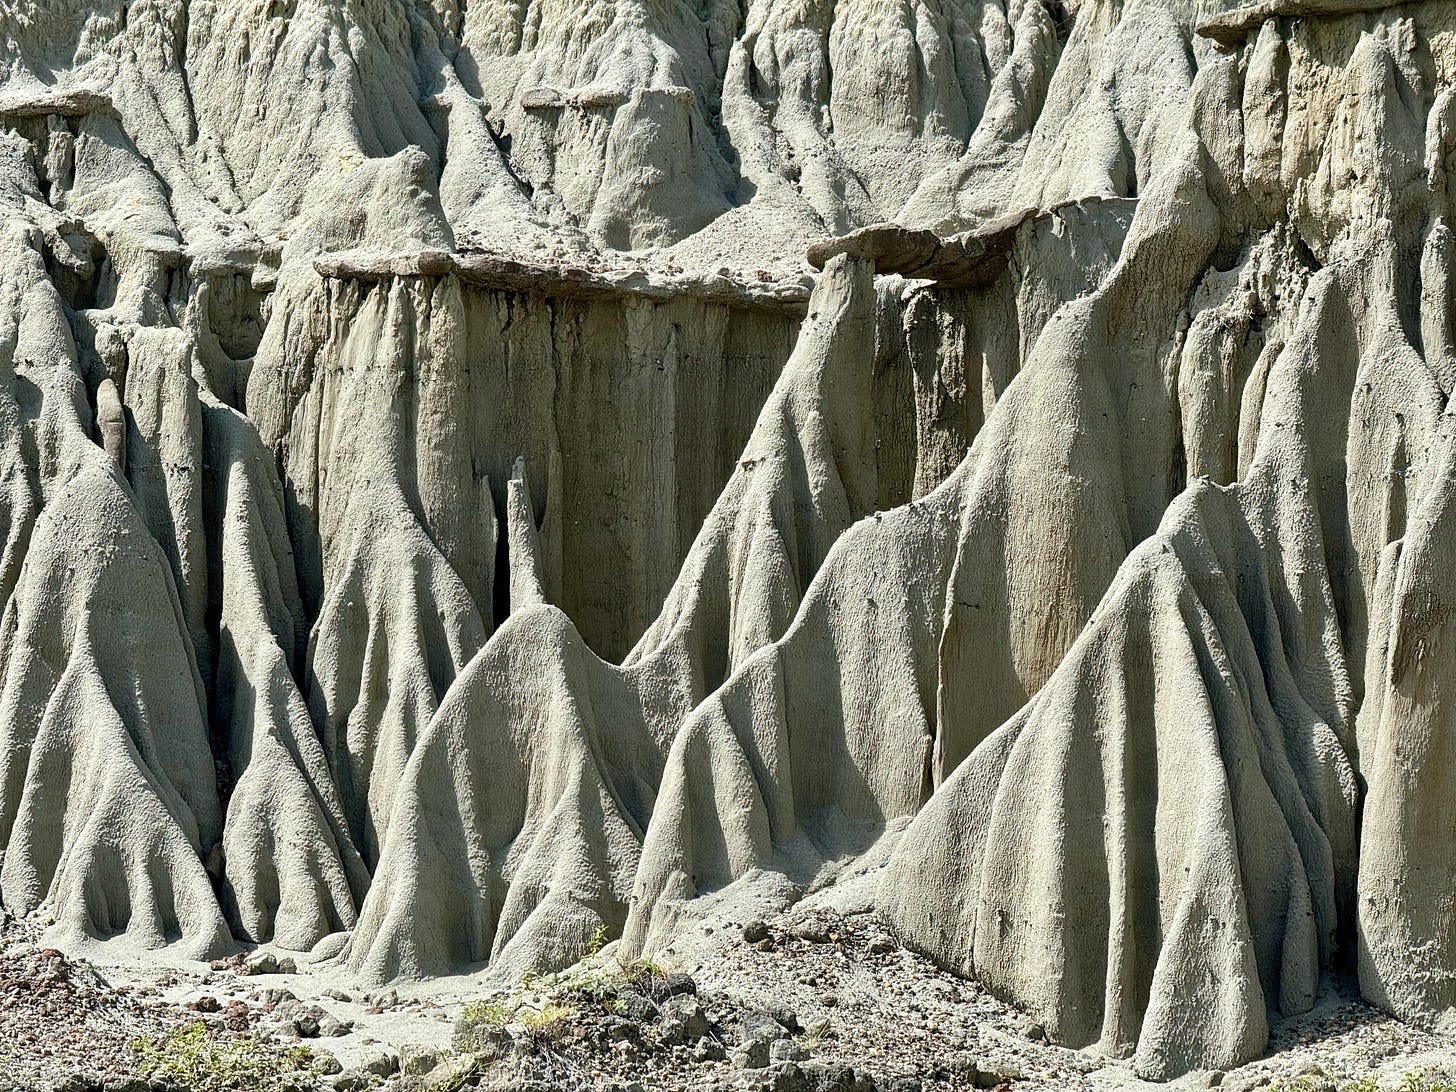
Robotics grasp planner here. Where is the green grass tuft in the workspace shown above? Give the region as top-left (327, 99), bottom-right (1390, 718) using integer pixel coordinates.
top-left (1270, 1073), bottom-right (1456, 1092)
top-left (131, 1021), bottom-right (314, 1092)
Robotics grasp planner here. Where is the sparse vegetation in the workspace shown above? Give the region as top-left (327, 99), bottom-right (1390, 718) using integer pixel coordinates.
top-left (1271, 1073), bottom-right (1456, 1092)
top-left (518, 1000), bottom-right (576, 1042)
top-left (131, 1021), bottom-right (316, 1092)
top-left (458, 998), bottom-right (513, 1031)
top-left (453, 998), bottom-right (514, 1052)
top-left (801, 1017), bottom-right (831, 1053)
top-left (448, 945), bottom-right (690, 1079)
top-left (456, 948), bottom-right (665, 1041)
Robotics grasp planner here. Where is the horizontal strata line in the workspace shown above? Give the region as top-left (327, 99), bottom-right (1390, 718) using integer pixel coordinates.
top-left (0, 88), bottom-right (116, 120)
top-left (1197, 0), bottom-right (1411, 46)
top-left (806, 208), bottom-right (1036, 289)
top-left (314, 248), bottom-right (816, 315)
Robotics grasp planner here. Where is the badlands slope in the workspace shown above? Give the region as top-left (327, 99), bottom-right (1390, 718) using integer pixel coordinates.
top-left (1, 0), bottom-right (1455, 1080)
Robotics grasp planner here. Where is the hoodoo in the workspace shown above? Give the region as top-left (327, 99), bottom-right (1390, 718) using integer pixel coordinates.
top-left (5, 0), bottom-right (1456, 1085)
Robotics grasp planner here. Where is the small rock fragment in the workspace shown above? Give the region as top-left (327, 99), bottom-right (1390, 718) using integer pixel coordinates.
top-left (770, 1038), bottom-right (809, 1062)
top-left (733, 1039), bottom-right (771, 1069)
top-left (763, 1062), bottom-right (813, 1092)
top-left (767, 1005), bottom-right (801, 1034)
top-left (653, 971), bottom-right (697, 999)
top-left (790, 920), bottom-right (831, 944)
top-left (356, 1045), bottom-right (401, 1077)
top-left (801, 1063), bottom-right (874, 1092)
top-left (693, 1035), bottom-right (727, 1061)
top-left (252, 987), bottom-right (296, 1009)
top-left (974, 1064), bottom-right (1022, 1088)
top-left (945, 1053), bottom-right (978, 1080)
top-left (743, 920), bottom-right (770, 944)
top-left (734, 1010), bottom-right (790, 1046)
top-left (399, 1044), bottom-right (444, 1076)
top-left (424, 1054), bottom-right (485, 1089)
top-left (658, 994), bottom-right (709, 1044)
top-left (615, 989), bottom-right (656, 1021)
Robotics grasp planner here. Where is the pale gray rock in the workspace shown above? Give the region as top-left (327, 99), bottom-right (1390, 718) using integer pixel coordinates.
top-left (3, 0), bottom-right (1456, 1083)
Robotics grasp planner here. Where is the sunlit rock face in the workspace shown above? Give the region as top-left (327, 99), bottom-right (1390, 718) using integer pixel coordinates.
top-left (3, 0), bottom-right (1456, 1078)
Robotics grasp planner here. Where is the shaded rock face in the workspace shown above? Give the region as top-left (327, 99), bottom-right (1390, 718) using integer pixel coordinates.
top-left (4, 0), bottom-right (1456, 1081)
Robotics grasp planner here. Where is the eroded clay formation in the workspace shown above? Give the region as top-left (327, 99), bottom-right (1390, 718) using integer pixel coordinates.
top-left (2, 0), bottom-right (1454, 1079)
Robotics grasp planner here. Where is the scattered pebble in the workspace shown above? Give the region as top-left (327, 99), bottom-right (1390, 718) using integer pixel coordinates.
top-left (5, 909), bottom-right (1456, 1091)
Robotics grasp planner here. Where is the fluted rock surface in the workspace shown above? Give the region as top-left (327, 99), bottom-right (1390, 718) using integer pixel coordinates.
top-left (6, 0), bottom-right (1456, 1081)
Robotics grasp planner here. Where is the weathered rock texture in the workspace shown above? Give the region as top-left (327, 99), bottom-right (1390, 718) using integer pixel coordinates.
top-left (4, 0), bottom-right (1456, 1080)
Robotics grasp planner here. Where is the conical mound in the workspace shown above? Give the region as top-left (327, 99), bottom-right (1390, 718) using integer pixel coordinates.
top-left (879, 218), bottom-right (1440, 1073)
top-left (623, 86), bottom-right (1229, 955)
top-left (206, 397), bottom-right (370, 950)
top-left (0, 466), bottom-right (229, 959)
top-left (346, 254), bottom-right (892, 982)
top-left (881, 464), bottom-right (1362, 1078)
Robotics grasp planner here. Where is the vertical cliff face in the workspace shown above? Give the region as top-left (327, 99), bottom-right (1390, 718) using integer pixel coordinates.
top-left (5, 0), bottom-right (1456, 1081)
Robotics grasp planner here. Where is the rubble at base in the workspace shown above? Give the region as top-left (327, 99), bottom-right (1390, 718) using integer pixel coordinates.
top-left (6, 909), bottom-right (1456, 1092)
